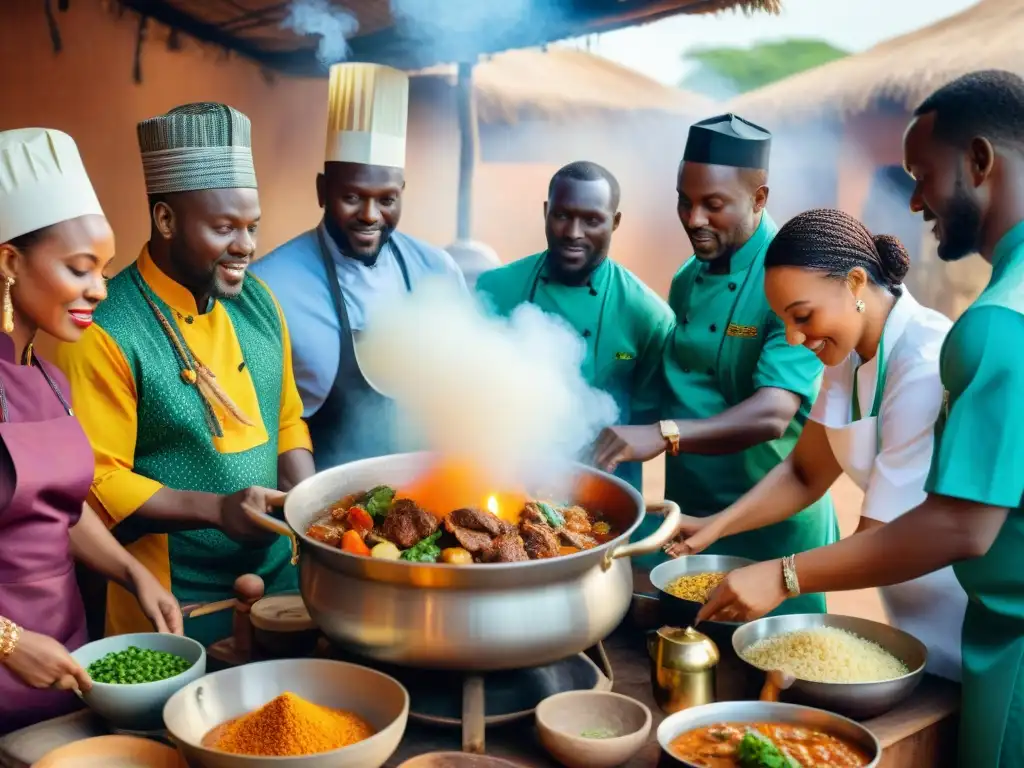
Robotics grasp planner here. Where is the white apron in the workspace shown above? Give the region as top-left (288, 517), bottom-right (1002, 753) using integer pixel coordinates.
top-left (825, 322), bottom-right (965, 682)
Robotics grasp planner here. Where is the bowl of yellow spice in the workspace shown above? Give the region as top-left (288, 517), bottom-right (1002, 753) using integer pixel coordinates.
top-left (162, 658), bottom-right (409, 767)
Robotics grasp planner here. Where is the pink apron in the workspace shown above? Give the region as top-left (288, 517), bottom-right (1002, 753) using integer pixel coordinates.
top-left (0, 345), bottom-right (93, 735)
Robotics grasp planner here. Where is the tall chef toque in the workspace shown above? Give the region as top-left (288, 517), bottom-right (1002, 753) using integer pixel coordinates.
top-left (0, 128), bottom-right (104, 243)
top-left (684, 113), bottom-right (772, 171)
top-left (325, 63), bottom-right (409, 169)
top-left (137, 102), bottom-right (257, 195)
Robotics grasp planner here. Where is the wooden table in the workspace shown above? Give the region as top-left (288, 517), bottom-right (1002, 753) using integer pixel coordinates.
top-left (0, 604), bottom-right (961, 768)
top-left (381, 621), bottom-right (960, 767)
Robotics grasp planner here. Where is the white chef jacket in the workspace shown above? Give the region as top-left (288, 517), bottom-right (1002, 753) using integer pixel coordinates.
top-left (810, 288), bottom-right (966, 681)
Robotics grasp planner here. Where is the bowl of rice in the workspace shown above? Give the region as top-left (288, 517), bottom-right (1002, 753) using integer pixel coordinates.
top-left (649, 555), bottom-right (756, 633)
top-left (732, 614), bottom-right (927, 719)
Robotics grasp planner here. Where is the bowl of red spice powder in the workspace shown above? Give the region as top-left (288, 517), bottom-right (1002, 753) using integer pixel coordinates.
top-left (162, 658), bottom-right (409, 767)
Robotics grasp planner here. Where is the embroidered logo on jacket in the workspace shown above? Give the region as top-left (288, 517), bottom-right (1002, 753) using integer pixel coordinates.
top-left (614, 352), bottom-right (635, 361)
top-left (726, 323), bottom-right (758, 338)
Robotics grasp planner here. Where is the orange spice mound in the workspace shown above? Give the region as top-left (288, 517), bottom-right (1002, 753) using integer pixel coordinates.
top-left (213, 691), bottom-right (375, 756)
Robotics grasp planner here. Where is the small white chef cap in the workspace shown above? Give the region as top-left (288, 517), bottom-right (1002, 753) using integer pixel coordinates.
top-left (0, 128), bottom-right (104, 243)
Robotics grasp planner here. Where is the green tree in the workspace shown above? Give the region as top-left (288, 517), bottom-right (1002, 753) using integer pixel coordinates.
top-left (680, 39), bottom-right (848, 96)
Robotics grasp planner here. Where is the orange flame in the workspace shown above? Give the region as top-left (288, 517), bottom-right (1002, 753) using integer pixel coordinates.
top-left (400, 458), bottom-right (527, 525)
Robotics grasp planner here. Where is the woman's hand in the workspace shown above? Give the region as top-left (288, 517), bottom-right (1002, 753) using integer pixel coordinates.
top-left (696, 559), bottom-right (788, 624)
top-left (666, 514), bottom-right (726, 557)
top-left (2, 630), bottom-right (92, 692)
top-left (128, 566), bottom-right (184, 635)
top-left (593, 424), bottom-right (668, 473)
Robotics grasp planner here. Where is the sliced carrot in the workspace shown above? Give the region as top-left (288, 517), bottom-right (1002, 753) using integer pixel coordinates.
top-left (559, 546), bottom-right (580, 556)
top-left (341, 529), bottom-right (371, 556)
top-left (346, 506), bottom-right (374, 533)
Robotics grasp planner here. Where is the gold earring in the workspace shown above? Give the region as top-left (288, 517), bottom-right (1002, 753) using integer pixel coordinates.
top-left (2, 276), bottom-right (13, 334)
top-left (855, 299), bottom-right (866, 313)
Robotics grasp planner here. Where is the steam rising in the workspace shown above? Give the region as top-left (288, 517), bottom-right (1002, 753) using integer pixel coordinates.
top-left (283, 0), bottom-right (359, 67)
top-left (356, 277), bottom-right (619, 491)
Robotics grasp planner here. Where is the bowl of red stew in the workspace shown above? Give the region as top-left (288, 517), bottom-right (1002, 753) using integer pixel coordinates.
top-left (656, 700), bottom-right (881, 768)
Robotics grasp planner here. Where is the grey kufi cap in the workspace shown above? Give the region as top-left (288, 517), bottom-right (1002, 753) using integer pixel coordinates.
top-left (137, 102), bottom-right (257, 195)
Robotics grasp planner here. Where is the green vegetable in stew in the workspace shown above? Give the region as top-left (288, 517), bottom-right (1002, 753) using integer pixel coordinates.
top-left (361, 485), bottom-right (396, 519)
top-left (537, 501), bottom-right (564, 528)
top-left (400, 530), bottom-right (442, 563)
top-left (87, 646), bottom-right (192, 685)
top-left (737, 730), bottom-right (801, 768)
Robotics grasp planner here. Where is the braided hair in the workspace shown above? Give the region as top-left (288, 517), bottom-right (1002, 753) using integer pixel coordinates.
top-left (765, 208), bottom-right (910, 297)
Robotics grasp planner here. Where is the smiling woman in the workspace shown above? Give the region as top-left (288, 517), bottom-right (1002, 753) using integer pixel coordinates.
top-left (0, 127), bottom-right (183, 735)
top-left (4, 216), bottom-right (114, 341)
top-left (674, 208), bottom-right (965, 682)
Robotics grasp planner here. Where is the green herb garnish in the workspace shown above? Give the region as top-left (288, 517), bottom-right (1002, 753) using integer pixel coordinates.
top-left (400, 530), bottom-right (442, 563)
top-left (737, 730), bottom-right (801, 768)
top-left (361, 485), bottom-right (396, 519)
top-left (537, 501), bottom-right (565, 528)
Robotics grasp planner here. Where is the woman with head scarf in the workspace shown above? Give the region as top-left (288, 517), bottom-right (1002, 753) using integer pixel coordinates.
top-left (0, 128), bottom-right (181, 734)
top-left (668, 207), bottom-right (966, 681)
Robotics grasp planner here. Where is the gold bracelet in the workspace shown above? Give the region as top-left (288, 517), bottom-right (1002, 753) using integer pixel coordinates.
top-left (0, 618), bottom-right (21, 659)
top-left (781, 555), bottom-right (801, 598)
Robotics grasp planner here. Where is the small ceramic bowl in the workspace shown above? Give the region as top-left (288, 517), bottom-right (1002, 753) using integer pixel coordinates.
top-left (398, 754), bottom-right (522, 767)
top-left (34, 735), bottom-right (187, 768)
top-left (535, 690), bottom-right (652, 768)
top-left (70, 632), bottom-right (207, 732)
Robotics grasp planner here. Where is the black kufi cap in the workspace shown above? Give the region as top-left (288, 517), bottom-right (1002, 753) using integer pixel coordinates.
top-left (683, 113), bottom-right (771, 170)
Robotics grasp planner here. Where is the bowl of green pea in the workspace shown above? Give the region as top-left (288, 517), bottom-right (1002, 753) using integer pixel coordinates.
top-left (71, 632), bottom-right (207, 731)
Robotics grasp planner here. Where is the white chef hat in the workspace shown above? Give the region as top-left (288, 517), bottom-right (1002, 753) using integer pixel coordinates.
top-left (325, 63), bottom-right (409, 169)
top-left (0, 128), bottom-right (104, 243)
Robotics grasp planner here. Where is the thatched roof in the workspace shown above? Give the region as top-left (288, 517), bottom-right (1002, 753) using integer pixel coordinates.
top-left (728, 0), bottom-right (1019, 122)
top-left (416, 48), bottom-right (716, 123)
top-left (113, 0), bottom-right (781, 77)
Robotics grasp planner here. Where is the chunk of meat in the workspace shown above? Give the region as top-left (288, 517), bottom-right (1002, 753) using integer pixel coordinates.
top-left (519, 502), bottom-right (548, 526)
top-left (558, 528), bottom-right (597, 550)
top-left (307, 523), bottom-right (344, 547)
top-left (381, 499), bottom-right (441, 549)
top-left (444, 519), bottom-right (495, 555)
top-left (562, 506), bottom-right (593, 535)
top-left (520, 521), bottom-right (561, 559)
top-left (329, 505), bottom-right (349, 523)
top-left (448, 507), bottom-right (511, 536)
top-left (483, 533), bottom-right (529, 563)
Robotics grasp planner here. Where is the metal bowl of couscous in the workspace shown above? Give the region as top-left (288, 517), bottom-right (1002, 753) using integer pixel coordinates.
top-left (649, 555), bottom-right (756, 632)
top-left (732, 613), bottom-right (928, 719)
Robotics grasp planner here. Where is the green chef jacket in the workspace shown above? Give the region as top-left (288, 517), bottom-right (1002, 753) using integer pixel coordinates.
top-left (637, 212), bottom-right (838, 614)
top-left (924, 219), bottom-right (1024, 768)
top-left (475, 253), bottom-right (675, 492)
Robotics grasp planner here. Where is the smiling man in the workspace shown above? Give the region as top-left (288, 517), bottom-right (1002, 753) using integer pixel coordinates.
top-left (476, 161), bottom-right (675, 492)
top-left (56, 103), bottom-right (315, 645)
top-left (593, 115), bottom-right (837, 596)
top-left (252, 63), bottom-right (466, 469)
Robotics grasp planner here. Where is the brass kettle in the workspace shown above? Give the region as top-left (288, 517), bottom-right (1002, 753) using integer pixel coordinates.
top-left (648, 625), bottom-right (719, 714)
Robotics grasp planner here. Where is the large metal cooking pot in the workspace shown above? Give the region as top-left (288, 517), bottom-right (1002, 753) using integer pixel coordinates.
top-left (251, 452), bottom-right (680, 670)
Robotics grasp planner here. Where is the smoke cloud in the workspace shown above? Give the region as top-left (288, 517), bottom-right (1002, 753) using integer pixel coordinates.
top-left (386, 0), bottom-right (568, 67)
top-left (282, 0), bottom-right (359, 68)
top-left (355, 276), bottom-right (619, 492)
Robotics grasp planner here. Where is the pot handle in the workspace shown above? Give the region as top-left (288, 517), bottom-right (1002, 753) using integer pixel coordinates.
top-left (244, 506), bottom-right (300, 566)
top-left (602, 500), bottom-right (681, 570)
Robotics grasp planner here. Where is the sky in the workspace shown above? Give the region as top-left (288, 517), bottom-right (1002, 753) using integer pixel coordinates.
top-left (563, 0), bottom-right (980, 87)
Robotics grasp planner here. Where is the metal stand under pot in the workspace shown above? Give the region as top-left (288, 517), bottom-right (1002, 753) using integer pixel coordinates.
top-left (326, 641), bottom-right (614, 754)
top-left (185, 574), bottom-right (616, 756)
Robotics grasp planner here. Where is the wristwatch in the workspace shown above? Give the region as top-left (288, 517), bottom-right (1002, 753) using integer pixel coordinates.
top-left (660, 420), bottom-right (681, 456)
